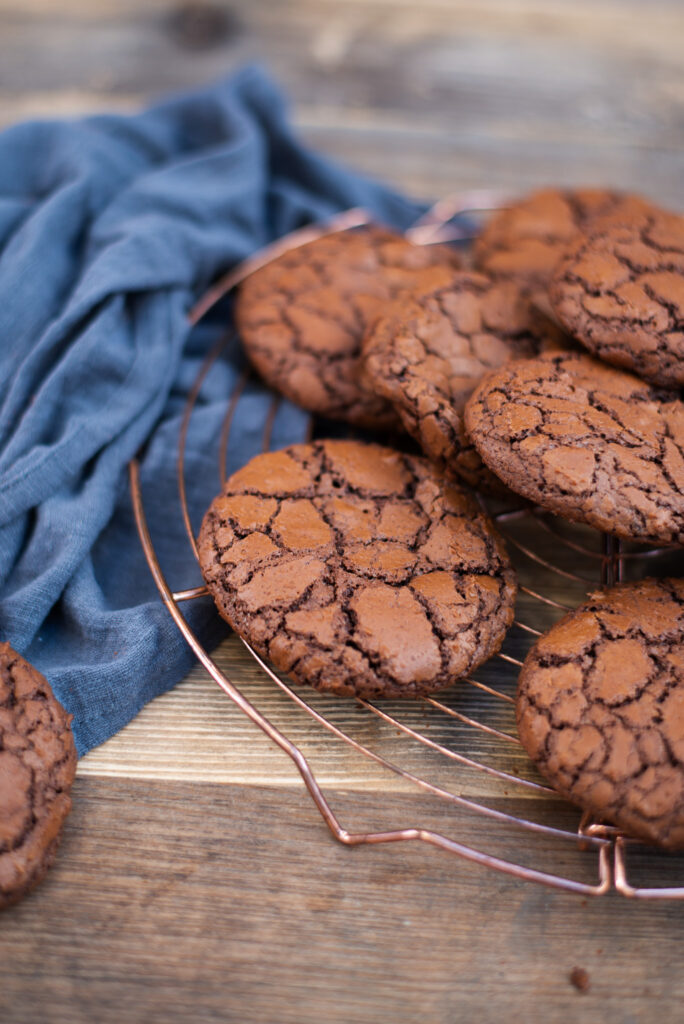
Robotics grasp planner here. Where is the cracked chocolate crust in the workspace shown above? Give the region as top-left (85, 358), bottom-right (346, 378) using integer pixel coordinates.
top-left (235, 225), bottom-right (460, 428)
top-left (464, 352), bottom-right (684, 546)
top-left (198, 440), bottom-right (517, 699)
top-left (550, 206), bottom-right (684, 389)
top-left (517, 578), bottom-right (684, 849)
top-left (362, 271), bottom-right (567, 492)
top-left (0, 643), bottom-right (77, 909)
top-left (472, 187), bottom-right (646, 298)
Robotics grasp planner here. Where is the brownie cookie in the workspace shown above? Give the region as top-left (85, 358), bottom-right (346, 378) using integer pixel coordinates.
top-left (362, 272), bottom-right (566, 491)
top-left (517, 579), bottom-right (684, 849)
top-left (198, 440), bottom-right (516, 698)
top-left (473, 188), bottom-right (647, 300)
top-left (550, 206), bottom-right (684, 389)
top-left (235, 225), bottom-right (460, 428)
top-left (0, 643), bottom-right (77, 908)
top-left (464, 352), bottom-right (684, 546)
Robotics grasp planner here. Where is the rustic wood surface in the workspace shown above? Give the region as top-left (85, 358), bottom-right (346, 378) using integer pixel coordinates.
top-left (1, 1), bottom-right (684, 1021)
top-left (3, 778), bottom-right (684, 1024)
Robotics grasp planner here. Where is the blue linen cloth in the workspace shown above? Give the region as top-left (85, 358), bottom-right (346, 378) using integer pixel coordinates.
top-left (0, 66), bottom-right (426, 754)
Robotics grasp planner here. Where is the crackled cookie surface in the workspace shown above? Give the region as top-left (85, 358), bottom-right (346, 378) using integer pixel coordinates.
top-left (0, 643), bottom-right (77, 908)
top-left (198, 440), bottom-right (516, 698)
top-left (235, 226), bottom-right (459, 427)
top-left (550, 206), bottom-right (684, 388)
top-left (362, 272), bottom-right (565, 491)
top-left (473, 188), bottom-right (646, 298)
top-left (517, 579), bottom-right (684, 849)
top-left (464, 352), bottom-right (684, 545)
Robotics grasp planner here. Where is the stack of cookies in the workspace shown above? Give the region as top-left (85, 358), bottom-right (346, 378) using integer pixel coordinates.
top-left (199, 191), bottom-right (684, 848)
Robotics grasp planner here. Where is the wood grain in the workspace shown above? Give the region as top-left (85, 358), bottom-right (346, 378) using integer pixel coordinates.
top-left (1, 777), bottom-right (683, 1024)
top-left (0, 0), bottom-right (682, 204)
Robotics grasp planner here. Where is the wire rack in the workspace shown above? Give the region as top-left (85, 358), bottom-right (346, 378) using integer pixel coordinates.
top-left (129, 197), bottom-right (684, 899)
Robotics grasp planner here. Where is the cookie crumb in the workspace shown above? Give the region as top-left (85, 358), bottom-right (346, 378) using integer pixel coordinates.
top-left (570, 967), bottom-right (590, 992)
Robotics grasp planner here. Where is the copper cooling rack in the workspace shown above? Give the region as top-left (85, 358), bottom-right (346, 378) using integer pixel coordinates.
top-left (129, 197), bottom-right (684, 898)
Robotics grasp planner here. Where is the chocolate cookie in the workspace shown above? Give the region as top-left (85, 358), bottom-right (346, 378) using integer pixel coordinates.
top-left (473, 188), bottom-right (647, 299)
top-left (464, 352), bottom-right (684, 546)
top-left (235, 225), bottom-right (460, 428)
top-left (550, 205), bottom-right (684, 389)
top-left (198, 440), bottom-right (516, 698)
top-left (517, 578), bottom-right (684, 849)
top-left (0, 644), bottom-right (77, 908)
top-left (362, 272), bottom-right (566, 491)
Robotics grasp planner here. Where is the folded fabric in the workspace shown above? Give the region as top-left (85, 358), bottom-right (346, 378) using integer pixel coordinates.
top-left (0, 66), bottom-right (426, 754)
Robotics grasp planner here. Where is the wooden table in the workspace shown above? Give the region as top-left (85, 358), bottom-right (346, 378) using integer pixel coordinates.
top-left (2, 2), bottom-right (684, 1021)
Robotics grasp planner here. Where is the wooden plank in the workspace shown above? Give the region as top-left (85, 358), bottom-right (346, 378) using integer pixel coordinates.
top-left (1, 1), bottom-right (682, 137)
top-left (0, 90), bottom-right (680, 208)
top-left (1, 777), bottom-right (683, 1024)
top-left (299, 120), bottom-right (684, 208)
top-left (0, 0), bottom-right (681, 207)
top-left (78, 632), bottom-right (546, 795)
